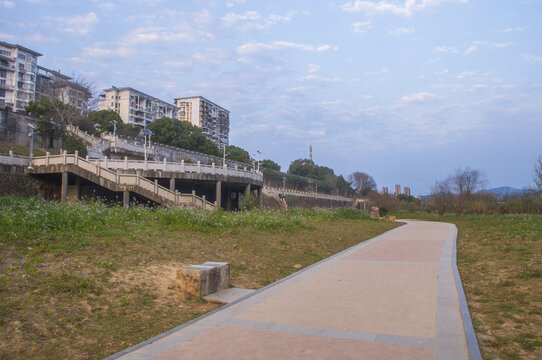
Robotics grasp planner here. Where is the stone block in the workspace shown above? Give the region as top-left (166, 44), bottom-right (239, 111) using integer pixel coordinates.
top-left (177, 262), bottom-right (230, 298)
top-left (370, 206), bottom-right (380, 218)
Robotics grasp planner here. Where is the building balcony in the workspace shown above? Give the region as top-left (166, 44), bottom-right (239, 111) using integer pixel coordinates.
top-left (0, 82), bottom-right (14, 90)
top-left (0, 64), bottom-right (15, 72)
top-left (0, 53), bottom-right (14, 62)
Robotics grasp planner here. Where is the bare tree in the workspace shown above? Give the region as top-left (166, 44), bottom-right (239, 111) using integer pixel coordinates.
top-left (535, 155), bottom-right (542, 192)
top-left (431, 178), bottom-right (453, 216)
top-left (449, 167), bottom-right (487, 215)
top-left (349, 172), bottom-right (377, 197)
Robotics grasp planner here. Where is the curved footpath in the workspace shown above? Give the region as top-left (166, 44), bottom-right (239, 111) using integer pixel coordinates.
top-left (107, 220), bottom-right (481, 360)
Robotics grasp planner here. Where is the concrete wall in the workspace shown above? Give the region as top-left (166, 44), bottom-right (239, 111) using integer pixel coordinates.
top-left (0, 164), bottom-right (59, 199)
top-left (0, 107), bottom-right (62, 149)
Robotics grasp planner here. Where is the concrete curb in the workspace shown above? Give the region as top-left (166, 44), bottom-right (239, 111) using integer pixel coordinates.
top-left (104, 222), bottom-right (406, 360)
top-left (450, 225), bottom-right (483, 360)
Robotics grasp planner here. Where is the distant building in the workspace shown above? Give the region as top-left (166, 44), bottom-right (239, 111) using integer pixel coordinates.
top-left (36, 66), bottom-right (92, 111)
top-left (174, 96), bottom-right (229, 146)
top-left (381, 187), bottom-right (388, 195)
top-left (0, 41), bottom-right (41, 112)
top-left (395, 184), bottom-right (401, 196)
top-left (404, 187), bottom-right (411, 196)
top-left (98, 87), bottom-right (178, 127)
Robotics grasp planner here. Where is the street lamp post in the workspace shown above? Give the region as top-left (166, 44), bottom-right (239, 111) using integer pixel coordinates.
top-left (282, 176), bottom-right (286, 199)
top-left (222, 144), bottom-right (228, 167)
top-left (256, 150), bottom-right (261, 172)
top-left (140, 128), bottom-right (153, 161)
top-left (112, 120), bottom-right (117, 153)
top-left (27, 123), bottom-right (35, 169)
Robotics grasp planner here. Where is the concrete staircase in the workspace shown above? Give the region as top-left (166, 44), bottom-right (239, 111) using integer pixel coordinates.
top-left (27, 151), bottom-right (216, 209)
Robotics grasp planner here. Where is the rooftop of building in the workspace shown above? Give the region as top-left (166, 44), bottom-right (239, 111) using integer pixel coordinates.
top-left (0, 41), bottom-right (42, 57)
top-left (174, 96), bottom-right (230, 113)
top-left (101, 86), bottom-right (176, 107)
top-left (37, 66), bottom-right (72, 80)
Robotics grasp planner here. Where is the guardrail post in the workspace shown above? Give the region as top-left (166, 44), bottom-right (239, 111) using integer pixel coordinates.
top-left (116, 170), bottom-right (120, 184)
top-left (104, 156), bottom-right (108, 168)
top-left (154, 179), bottom-right (158, 194)
top-left (9, 150), bottom-right (13, 164)
top-left (124, 156), bottom-right (128, 170)
top-left (96, 162), bottom-right (100, 176)
top-left (181, 160), bottom-right (185, 173)
top-left (235, 166), bottom-right (238, 177)
top-left (145, 158), bottom-right (148, 170)
top-left (202, 195), bottom-right (206, 210)
top-left (163, 158), bottom-right (167, 171)
top-left (74, 151), bottom-right (79, 165)
top-left (212, 162), bottom-right (215, 175)
top-left (45, 151), bottom-right (50, 166)
top-left (63, 150), bottom-right (67, 165)
top-left (197, 161), bottom-right (201, 174)
top-left (192, 190), bottom-right (196, 206)
top-left (175, 190), bottom-right (179, 205)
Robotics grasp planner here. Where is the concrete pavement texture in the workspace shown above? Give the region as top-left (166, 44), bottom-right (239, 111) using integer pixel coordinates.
top-left (107, 220), bottom-right (481, 360)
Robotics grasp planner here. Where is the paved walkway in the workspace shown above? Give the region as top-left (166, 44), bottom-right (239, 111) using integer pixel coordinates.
top-left (108, 220), bottom-right (481, 360)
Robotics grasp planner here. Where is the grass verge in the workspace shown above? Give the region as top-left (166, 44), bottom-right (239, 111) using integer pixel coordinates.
top-left (0, 197), bottom-right (398, 359)
top-left (391, 212), bottom-right (542, 360)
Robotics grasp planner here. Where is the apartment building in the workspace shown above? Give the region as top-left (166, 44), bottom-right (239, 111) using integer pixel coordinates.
top-left (98, 87), bottom-right (178, 127)
top-left (174, 96), bottom-right (229, 146)
top-left (36, 66), bottom-right (92, 111)
top-left (0, 42), bottom-right (41, 111)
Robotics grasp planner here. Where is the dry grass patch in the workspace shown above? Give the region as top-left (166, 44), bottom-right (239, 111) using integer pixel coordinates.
top-left (0, 198), bottom-right (397, 359)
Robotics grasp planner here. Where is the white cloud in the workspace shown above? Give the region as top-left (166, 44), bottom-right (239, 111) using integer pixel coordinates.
top-left (222, 11), bottom-right (295, 30)
top-left (26, 33), bottom-right (58, 42)
top-left (463, 41), bottom-right (512, 55)
top-left (83, 46), bottom-right (135, 58)
top-left (308, 64), bottom-right (321, 73)
top-left (0, 32), bottom-right (15, 41)
top-left (123, 26), bottom-right (214, 44)
top-left (57, 12), bottom-right (99, 35)
top-left (389, 27), bottom-right (414, 36)
top-left (501, 27), bottom-right (523, 33)
top-left (352, 21), bottom-right (371, 33)
top-left (456, 71), bottom-right (476, 79)
top-left (299, 75), bottom-right (342, 82)
top-left (226, 0), bottom-right (245, 7)
top-left (1, 0), bottom-right (14, 8)
top-left (521, 53), bottom-right (542, 62)
top-left (433, 46), bottom-right (458, 53)
top-left (237, 41), bottom-right (337, 55)
top-left (341, 0), bottom-right (468, 17)
top-left (401, 91), bottom-right (442, 103)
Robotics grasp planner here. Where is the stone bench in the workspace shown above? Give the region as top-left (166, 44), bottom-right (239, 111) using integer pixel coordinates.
top-left (176, 262), bottom-right (230, 298)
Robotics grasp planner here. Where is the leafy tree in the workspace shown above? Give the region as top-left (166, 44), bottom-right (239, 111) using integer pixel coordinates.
top-left (62, 134), bottom-right (87, 157)
top-left (288, 159), bottom-right (317, 178)
top-left (239, 188), bottom-right (259, 211)
top-left (225, 145), bottom-right (251, 164)
top-left (88, 110), bottom-right (121, 133)
top-left (260, 159), bottom-right (281, 171)
top-left (147, 117), bottom-right (220, 156)
top-left (348, 172), bottom-right (376, 197)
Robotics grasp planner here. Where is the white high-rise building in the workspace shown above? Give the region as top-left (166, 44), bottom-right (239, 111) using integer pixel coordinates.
top-left (174, 96), bottom-right (229, 146)
top-left (98, 87), bottom-right (178, 127)
top-left (36, 66), bottom-right (92, 111)
top-left (0, 42), bottom-right (41, 112)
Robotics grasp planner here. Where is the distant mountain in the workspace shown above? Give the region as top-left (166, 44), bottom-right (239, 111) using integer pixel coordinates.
top-left (421, 186), bottom-right (526, 201)
top-left (480, 186), bottom-right (525, 199)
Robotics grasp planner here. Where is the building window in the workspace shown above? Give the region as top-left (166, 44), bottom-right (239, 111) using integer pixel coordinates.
top-left (0, 90), bottom-right (5, 97)
top-left (0, 50), bottom-right (10, 56)
top-left (0, 70), bottom-right (5, 78)
top-left (18, 63), bottom-right (24, 71)
top-left (18, 53), bottom-right (26, 61)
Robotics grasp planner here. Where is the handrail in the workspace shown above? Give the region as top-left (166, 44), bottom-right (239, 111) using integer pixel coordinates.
top-left (87, 157), bottom-right (263, 182)
top-left (264, 185), bottom-right (354, 201)
top-left (32, 152), bottom-right (215, 209)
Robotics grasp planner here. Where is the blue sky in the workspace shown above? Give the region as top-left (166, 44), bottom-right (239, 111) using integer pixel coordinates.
top-left (2, 0), bottom-right (541, 194)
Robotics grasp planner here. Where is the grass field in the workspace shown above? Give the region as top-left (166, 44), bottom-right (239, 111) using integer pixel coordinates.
top-left (0, 197), bottom-right (398, 359)
top-left (392, 212), bottom-right (542, 360)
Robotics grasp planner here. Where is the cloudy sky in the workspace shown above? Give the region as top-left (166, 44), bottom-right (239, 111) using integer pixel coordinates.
top-left (2, 0), bottom-right (541, 194)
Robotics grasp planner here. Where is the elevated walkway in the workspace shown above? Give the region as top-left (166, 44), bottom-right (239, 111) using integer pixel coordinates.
top-left (27, 152), bottom-right (215, 209)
